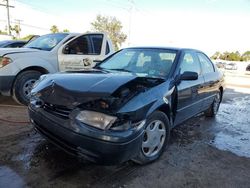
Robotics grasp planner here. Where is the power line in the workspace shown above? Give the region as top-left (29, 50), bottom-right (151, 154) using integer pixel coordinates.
top-left (14, 0), bottom-right (59, 17)
top-left (0, 19), bottom-right (49, 31)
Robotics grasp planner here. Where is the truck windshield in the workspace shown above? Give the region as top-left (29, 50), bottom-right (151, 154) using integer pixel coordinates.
top-left (99, 48), bottom-right (177, 79)
top-left (24, 33), bottom-right (68, 51)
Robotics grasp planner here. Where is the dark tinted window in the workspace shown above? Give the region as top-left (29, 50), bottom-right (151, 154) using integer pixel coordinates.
top-left (66, 36), bottom-right (91, 55)
top-left (8, 42), bottom-right (25, 48)
top-left (180, 52), bottom-right (201, 75)
top-left (90, 34), bottom-right (103, 54)
top-left (197, 53), bottom-right (214, 74)
top-left (106, 42), bottom-right (110, 55)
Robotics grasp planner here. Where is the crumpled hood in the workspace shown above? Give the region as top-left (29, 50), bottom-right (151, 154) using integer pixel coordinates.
top-left (31, 71), bottom-right (138, 107)
top-left (0, 47), bottom-right (40, 56)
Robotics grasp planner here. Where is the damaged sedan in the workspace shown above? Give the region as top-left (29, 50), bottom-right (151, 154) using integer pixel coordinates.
top-left (28, 47), bottom-right (224, 165)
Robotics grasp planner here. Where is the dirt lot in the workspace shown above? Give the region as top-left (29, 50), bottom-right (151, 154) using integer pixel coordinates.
top-left (0, 77), bottom-right (250, 187)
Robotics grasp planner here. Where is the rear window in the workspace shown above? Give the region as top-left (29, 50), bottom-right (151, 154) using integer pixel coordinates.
top-left (197, 53), bottom-right (215, 74)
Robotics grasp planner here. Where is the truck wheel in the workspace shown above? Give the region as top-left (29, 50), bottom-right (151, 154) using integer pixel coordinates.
top-left (12, 70), bottom-right (42, 105)
top-left (132, 111), bottom-right (170, 165)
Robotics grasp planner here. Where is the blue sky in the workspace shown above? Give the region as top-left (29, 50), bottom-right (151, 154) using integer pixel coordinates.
top-left (15, 0), bottom-right (250, 14)
top-left (1, 0), bottom-right (250, 55)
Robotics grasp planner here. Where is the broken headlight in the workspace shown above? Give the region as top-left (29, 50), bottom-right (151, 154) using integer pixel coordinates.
top-left (0, 56), bottom-right (12, 68)
top-left (76, 110), bottom-right (117, 130)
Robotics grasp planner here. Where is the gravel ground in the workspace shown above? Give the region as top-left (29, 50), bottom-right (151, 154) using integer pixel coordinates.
top-left (0, 85), bottom-right (250, 187)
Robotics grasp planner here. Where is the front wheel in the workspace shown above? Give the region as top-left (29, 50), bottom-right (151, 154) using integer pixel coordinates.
top-left (12, 70), bottom-right (42, 105)
top-left (133, 111), bottom-right (170, 165)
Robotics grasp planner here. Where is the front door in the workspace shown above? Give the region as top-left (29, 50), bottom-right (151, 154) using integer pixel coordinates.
top-left (58, 34), bottom-right (106, 71)
top-left (174, 51), bottom-right (205, 126)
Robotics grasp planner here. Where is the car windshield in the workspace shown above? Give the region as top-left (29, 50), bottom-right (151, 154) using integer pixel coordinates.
top-left (99, 48), bottom-right (177, 79)
top-left (24, 33), bottom-right (68, 51)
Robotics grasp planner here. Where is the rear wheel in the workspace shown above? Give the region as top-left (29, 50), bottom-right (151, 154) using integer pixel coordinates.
top-left (12, 70), bottom-right (41, 105)
top-left (133, 111), bottom-right (170, 165)
top-left (205, 92), bottom-right (221, 117)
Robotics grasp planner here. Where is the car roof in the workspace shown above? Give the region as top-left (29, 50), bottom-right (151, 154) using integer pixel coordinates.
top-left (124, 46), bottom-right (204, 53)
top-left (51, 32), bottom-right (107, 36)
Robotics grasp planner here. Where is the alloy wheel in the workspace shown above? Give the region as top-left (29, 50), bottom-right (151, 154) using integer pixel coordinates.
top-left (22, 79), bottom-right (37, 99)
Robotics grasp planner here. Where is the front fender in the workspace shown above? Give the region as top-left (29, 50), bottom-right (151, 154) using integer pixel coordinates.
top-left (13, 57), bottom-right (57, 73)
top-left (145, 86), bottom-right (175, 127)
top-left (117, 82), bottom-right (175, 123)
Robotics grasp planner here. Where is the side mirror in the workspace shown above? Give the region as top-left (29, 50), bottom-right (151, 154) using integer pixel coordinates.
top-left (180, 71), bottom-right (198, 81)
top-left (63, 45), bottom-right (70, 54)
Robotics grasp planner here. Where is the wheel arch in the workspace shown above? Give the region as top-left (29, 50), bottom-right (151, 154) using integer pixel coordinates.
top-left (146, 102), bottom-right (173, 128)
top-left (11, 66), bottom-right (49, 95)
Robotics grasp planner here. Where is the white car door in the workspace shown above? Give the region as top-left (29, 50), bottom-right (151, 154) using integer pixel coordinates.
top-left (58, 33), bottom-right (108, 71)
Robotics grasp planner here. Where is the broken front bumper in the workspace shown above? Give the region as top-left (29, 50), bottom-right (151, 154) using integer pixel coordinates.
top-left (28, 106), bottom-right (144, 165)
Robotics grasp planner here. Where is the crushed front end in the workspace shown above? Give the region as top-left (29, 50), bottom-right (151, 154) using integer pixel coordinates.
top-left (28, 72), bottom-right (163, 164)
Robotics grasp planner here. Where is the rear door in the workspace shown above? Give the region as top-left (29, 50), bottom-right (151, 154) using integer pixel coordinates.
top-left (197, 52), bottom-right (219, 110)
top-left (174, 51), bottom-right (205, 125)
top-left (58, 33), bottom-right (108, 71)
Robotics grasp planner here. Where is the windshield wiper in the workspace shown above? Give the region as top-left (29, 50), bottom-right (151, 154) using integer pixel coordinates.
top-left (145, 76), bottom-right (166, 81)
top-left (108, 68), bottom-right (132, 73)
top-left (28, 47), bottom-right (43, 50)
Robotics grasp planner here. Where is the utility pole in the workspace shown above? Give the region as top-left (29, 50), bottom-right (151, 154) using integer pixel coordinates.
top-left (0, 0), bottom-right (15, 35)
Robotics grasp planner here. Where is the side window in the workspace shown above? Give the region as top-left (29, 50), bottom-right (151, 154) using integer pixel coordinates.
top-left (66, 36), bottom-right (91, 55)
top-left (105, 42), bottom-right (110, 55)
top-left (89, 34), bottom-right (103, 55)
top-left (197, 53), bottom-right (215, 74)
top-left (7, 43), bottom-right (24, 48)
top-left (180, 52), bottom-right (201, 75)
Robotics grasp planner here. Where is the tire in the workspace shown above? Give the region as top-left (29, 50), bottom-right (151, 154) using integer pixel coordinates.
top-left (132, 111), bottom-right (170, 165)
top-left (205, 91), bottom-right (221, 117)
top-left (12, 70), bottom-right (42, 105)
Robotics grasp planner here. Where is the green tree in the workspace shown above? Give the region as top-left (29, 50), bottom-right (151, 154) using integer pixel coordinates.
top-left (219, 51), bottom-right (228, 60)
top-left (62, 29), bottom-right (70, 32)
top-left (227, 51), bottom-right (241, 61)
top-left (10, 25), bottom-right (21, 39)
top-left (91, 14), bottom-right (127, 51)
top-left (50, 25), bottom-right (59, 33)
top-left (211, 51), bottom-right (221, 60)
top-left (0, 30), bottom-right (7, 35)
top-left (242, 51), bottom-right (250, 61)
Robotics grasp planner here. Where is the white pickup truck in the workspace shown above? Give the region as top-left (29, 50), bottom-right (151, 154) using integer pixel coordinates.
top-left (0, 32), bottom-right (114, 105)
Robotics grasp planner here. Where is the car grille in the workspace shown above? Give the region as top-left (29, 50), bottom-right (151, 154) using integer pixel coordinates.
top-left (43, 103), bottom-right (72, 119)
